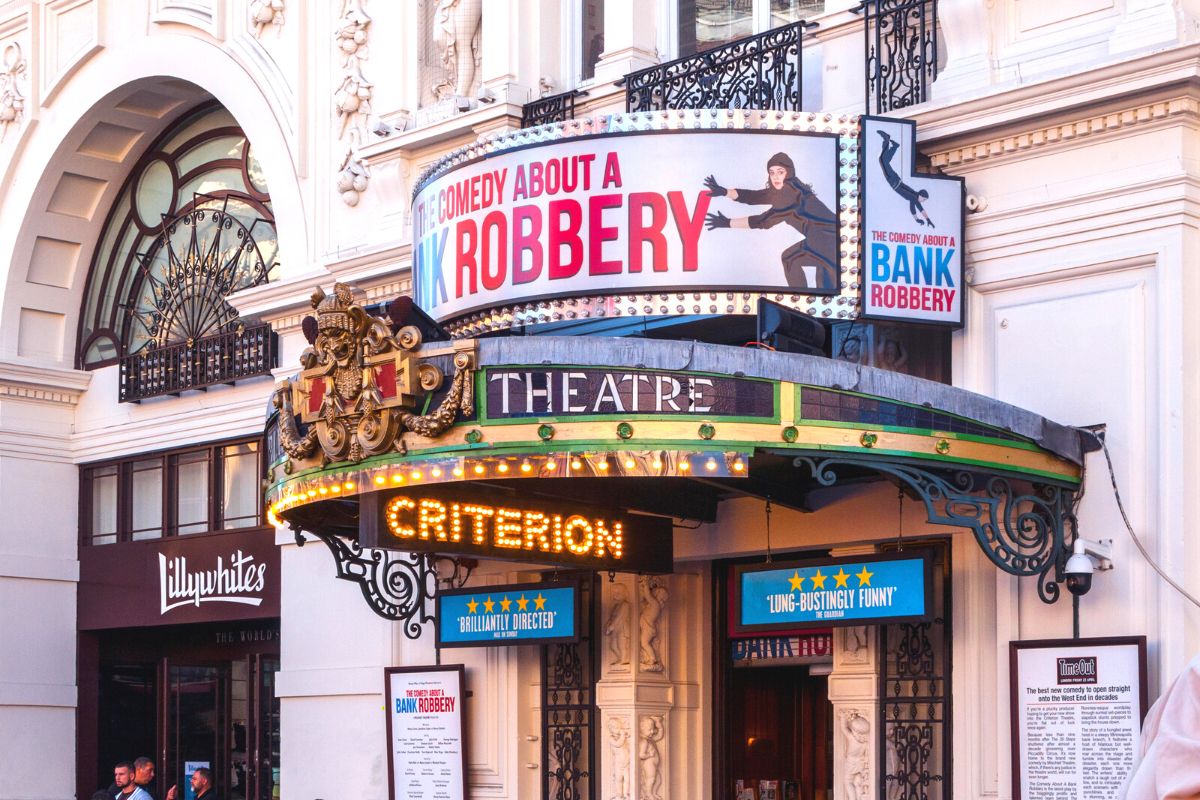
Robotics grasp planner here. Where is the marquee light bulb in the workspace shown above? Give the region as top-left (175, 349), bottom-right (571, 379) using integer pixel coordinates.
top-left (431, 467), bottom-right (443, 478)
top-left (597, 460), bottom-right (609, 470)
top-left (344, 481), bottom-right (356, 490)
top-left (521, 460), bottom-right (533, 473)
top-left (571, 459), bottom-right (582, 470)
top-left (474, 463), bottom-right (485, 475)
top-left (679, 461), bottom-right (691, 472)
top-left (498, 462), bottom-right (510, 474)
top-left (546, 460), bottom-right (558, 471)
top-left (624, 459), bottom-right (636, 469)
top-left (733, 459), bottom-right (746, 472)
top-left (412, 471), bottom-right (423, 481)
top-left (392, 473), bottom-right (404, 483)
top-left (374, 475), bottom-right (386, 485)
top-left (652, 459), bottom-right (663, 470)
top-left (453, 467), bottom-right (465, 477)
top-left (318, 486), bottom-right (329, 495)
top-left (705, 458), bottom-right (718, 471)
top-left (330, 484), bottom-right (341, 493)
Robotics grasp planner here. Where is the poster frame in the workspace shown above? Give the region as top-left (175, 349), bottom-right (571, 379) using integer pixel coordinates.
top-left (384, 664), bottom-right (469, 800)
top-left (1008, 635), bottom-right (1149, 800)
top-left (730, 549), bottom-right (933, 634)
top-left (435, 578), bottom-right (582, 648)
top-left (859, 114), bottom-right (966, 329)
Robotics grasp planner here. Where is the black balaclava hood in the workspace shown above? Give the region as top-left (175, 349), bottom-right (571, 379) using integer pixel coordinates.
top-left (766, 151), bottom-right (796, 179)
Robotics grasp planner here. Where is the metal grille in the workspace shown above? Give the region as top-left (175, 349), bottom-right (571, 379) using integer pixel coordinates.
top-left (879, 541), bottom-right (950, 800)
top-left (119, 322), bottom-right (277, 403)
top-left (623, 19), bottom-right (810, 112)
top-left (542, 575), bottom-right (598, 800)
top-left (862, 0), bottom-right (938, 113)
top-left (522, 90), bottom-right (587, 128)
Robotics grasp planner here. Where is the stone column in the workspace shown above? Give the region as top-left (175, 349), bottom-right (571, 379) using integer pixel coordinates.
top-left (932, 0), bottom-right (991, 100)
top-left (596, 574), bottom-right (673, 800)
top-left (592, 0), bottom-right (659, 86)
top-left (826, 547), bottom-right (882, 800)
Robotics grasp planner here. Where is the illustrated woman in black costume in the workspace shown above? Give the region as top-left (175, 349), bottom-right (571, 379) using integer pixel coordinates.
top-left (877, 129), bottom-right (935, 227)
top-left (702, 151), bottom-right (839, 290)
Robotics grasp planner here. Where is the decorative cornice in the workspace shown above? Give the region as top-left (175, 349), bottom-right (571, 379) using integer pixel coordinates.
top-left (928, 95), bottom-right (1200, 169)
top-left (0, 359), bottom-right (91, 406)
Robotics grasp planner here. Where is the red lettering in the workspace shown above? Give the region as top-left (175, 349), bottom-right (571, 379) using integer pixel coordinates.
top-left (602, 152), bottom-right (622, 188)
top-left (528, 162), bottom-right (544, 198)
top-left (455, 219), bottom-right (478, 298)
top-left (668, 191), bottom-right (709, 271)
top-left (628, 192), bottom-right (668, 273)
top-left (511, 205), bottom-right (543, 285)
top-left (548, 199), bottom-right (583, 279)
top-left (589, 194), bottom-right (623, 275)
top-left (481, 211), bottom-right (508, 291)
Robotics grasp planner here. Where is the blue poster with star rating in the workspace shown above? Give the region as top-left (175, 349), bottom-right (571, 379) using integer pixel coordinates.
top-left (436, 581), bottom-right (579, 647)
top-left (734, 552), bottom-right (931, 632)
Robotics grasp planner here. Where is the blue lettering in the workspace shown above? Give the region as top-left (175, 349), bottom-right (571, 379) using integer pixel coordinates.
top-left (871, 243), bottom-right (891, 281)
top-left (914, 247), bottom-right (934, 285)
top-left (935, 248), bottom-right (956, 286)
top-left (892, 246), bottom-right (911, 283)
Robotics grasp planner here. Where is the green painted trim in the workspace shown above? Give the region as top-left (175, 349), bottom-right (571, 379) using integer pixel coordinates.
top-left (791, 418), bottom-right (1046, 453)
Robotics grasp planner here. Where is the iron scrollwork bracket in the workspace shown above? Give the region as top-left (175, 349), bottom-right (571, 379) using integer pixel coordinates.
top-left (794, 456), bottom-right (1079, 604)
top-left (291, 524), bottom-right (474, 635)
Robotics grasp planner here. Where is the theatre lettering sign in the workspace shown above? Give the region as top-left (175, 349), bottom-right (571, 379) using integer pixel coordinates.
top-left (412, 110), bottom-right (964, 335)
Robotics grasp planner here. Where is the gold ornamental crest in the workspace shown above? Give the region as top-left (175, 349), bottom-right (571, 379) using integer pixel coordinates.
top-left (271, 283), bottom-right (474, 464)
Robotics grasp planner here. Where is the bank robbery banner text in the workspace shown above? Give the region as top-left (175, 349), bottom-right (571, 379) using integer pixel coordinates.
top-left (734, 552), bottom-right (932, 632)
top-left (436, 581), bottom-right (578, 647)
top-left (861, 116), bottom-right (965, 327)
top-left (412, 131), bottom-right (842, 322)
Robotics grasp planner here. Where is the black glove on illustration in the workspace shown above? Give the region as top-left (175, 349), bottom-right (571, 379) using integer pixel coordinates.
top-left (705, 211), bottom-right (731, 230)
top-left (703, 175), bottom-right (727, 197)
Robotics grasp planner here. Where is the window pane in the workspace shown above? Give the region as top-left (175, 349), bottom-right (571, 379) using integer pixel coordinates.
top-left (222, 442), bottom-right (261, 529)
top-left (131, 459), bottom-right (164, 541)
top-left (90, 465), bottom-right (119, 545)
top-left (680, 0), bottom-right (753, 56)
top-left (581, 0), bottom-right (605, 80)
top-left (175, 452), bottom-right (210, 535)
top-left (770, 0), bottom-right (823, 27)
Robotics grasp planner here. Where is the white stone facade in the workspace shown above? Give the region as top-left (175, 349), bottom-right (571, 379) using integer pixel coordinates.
top-left (0, 1), bottom-right (1198, 799)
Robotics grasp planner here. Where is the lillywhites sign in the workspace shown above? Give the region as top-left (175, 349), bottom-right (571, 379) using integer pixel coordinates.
top-left (413, 130), bottom-right (842, 322)
top-left (437, 581), bottom-right (578, 647)
top-left (861, 116), bottom-right (965, 326)
top-left (158, 550), bottom-right (268, 614)
top-left (484, 366), bottom-right (775, 419)
top-left (733, 552), bottom-right (931, 632)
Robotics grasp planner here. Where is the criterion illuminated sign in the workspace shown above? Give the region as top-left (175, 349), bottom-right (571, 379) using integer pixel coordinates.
top-left (436, 581), bottom-right (579, 647)
top-left (732, 552), bottom-right (932, 633)
top-left (374, 488), bottom-right (673, 573)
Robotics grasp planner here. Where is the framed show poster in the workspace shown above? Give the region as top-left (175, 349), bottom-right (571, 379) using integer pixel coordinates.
top-left (385, 665), bottom-right (467, 800)
top-left (1010, 637), bottom-right (1148, 800)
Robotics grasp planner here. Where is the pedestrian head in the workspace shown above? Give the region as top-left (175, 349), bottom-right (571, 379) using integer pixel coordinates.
top-left (133, 757), bottom-right (155, 786)
top-left (113, 762), bottom-right (134, 789)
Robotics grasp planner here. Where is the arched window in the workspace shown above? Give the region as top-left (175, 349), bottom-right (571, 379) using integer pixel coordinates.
top-left (76, 103), bottom-right (280, 369)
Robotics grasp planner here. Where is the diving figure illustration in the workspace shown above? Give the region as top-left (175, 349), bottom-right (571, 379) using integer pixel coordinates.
top-left (877, 130), bottom-right (935, 228)
top-left (702, 152), bottom-right (839, 290)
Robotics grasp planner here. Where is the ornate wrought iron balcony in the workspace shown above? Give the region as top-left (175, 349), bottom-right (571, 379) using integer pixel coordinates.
top-left (622, 19), bottom-right (813, 113)
top-left (118, 322), bottom-right (278, 403)
top-left (859, 0), bottom-right (939, 113)
top-left (521, 89), bottom-right (588, 128)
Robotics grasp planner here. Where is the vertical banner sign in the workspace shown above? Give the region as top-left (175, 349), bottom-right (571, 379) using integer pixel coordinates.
top-left (1010, 637), bottom-right (1148, 800)
top-left (385, 665), bottom-right (467, 800)
top-left (861, 116), bottom-right (965, 327)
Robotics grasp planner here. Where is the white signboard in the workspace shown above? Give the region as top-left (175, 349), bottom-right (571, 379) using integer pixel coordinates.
top-left (412, 130), bottom-right (842, 321)
top-left (1011, 637), bottom-right (1147, 800)
top-left (861, 116), bottom-right (964, 326)
top-left (385, 665), bottom-right (466, 800)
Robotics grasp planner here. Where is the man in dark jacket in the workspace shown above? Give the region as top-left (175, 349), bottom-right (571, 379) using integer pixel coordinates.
top-left (165, 766), bottom-right (217, 800)
top-left (703, 152), bottom-right (839, 290)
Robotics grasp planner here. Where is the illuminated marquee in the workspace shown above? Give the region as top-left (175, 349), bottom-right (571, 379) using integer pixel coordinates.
top-left (371, 489), bottom-right (673, 573)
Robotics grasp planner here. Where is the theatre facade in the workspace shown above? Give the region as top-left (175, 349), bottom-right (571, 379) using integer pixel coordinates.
top-left (0, 3), bottom-right (1195, 800)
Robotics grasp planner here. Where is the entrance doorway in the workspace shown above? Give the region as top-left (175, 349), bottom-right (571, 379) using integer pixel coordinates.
top-left (90, 623), bottom-right (280, 800)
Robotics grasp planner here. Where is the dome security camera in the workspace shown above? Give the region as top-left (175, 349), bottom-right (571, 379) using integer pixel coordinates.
top-left (1062, 538), bottom-right (1113, 597)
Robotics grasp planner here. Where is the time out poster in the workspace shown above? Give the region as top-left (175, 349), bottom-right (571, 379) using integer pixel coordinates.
top-left (412, 130), bottom-right (843, 322)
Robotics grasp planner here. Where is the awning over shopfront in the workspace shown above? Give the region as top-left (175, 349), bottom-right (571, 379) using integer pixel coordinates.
top-left (264, 285), bottom-right (1088, 631)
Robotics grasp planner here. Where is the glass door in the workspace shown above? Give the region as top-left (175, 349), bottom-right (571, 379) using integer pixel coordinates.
top-left (252, 655), bottom-right (281, 800)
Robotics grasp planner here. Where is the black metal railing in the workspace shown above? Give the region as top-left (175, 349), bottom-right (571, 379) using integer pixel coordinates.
top-left (622, 19), bottom-right (813, 113)
top-left (860, 0), bottom-right (938, 113)
top-left (119, 322), bottom-right (278, 403)
top-left (522, 89), bottom-right (588, 128)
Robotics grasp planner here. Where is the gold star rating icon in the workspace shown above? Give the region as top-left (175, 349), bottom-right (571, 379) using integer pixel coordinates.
top-left (833, 568), bottom-right (850, 588)
top-left (534, 592), bottom-right (547, 610)
top-left (810, 569), bottom-right (828, 590)
top-left (856, 566), bottom-right (874, 586)
top-left (499, 596), bottom-right (512, 612)
top-left (788, 570), bottom-right (805, 592)
top-left (466, 597), bottom-right (479, 614)
top-left (517, 594), bottom-right (529, 611)
top-left (483, 596), bottom-right (495, 613)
